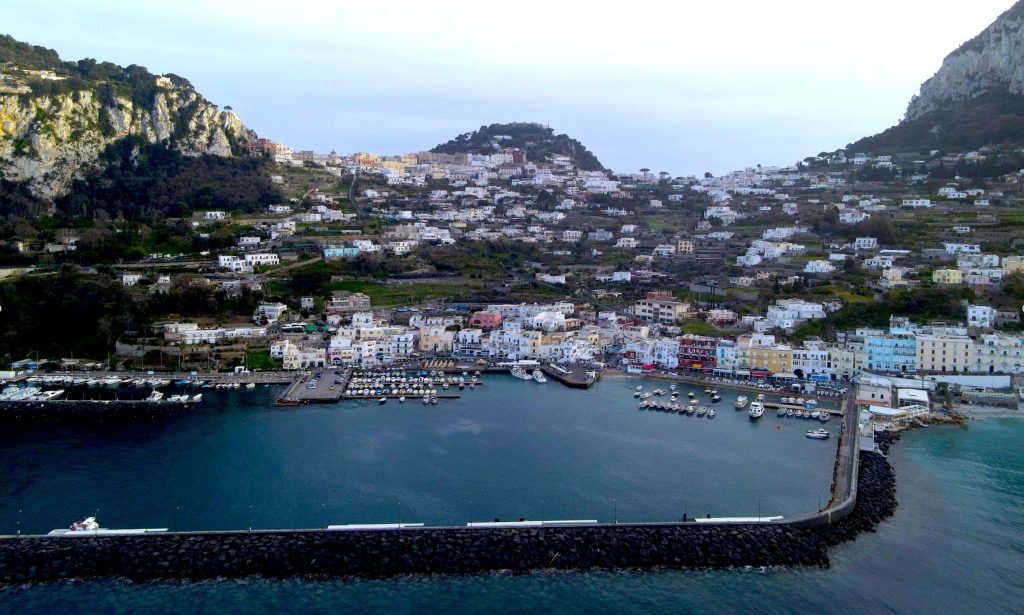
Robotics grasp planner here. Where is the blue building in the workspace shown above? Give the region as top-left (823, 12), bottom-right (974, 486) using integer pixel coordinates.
top-left (864, 332), bottom-right (917, 373)
top-left (323, 245), bottom-right (361, 259)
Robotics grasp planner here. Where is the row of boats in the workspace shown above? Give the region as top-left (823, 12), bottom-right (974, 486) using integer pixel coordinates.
top-left (0, 385), bottom-right (201, 404)
top-left (27, 376), bottom-right (174, 388)
top-left (0, 386), bottom-right (64, 401)
top-left (776, 407), bottom-right (831, 422)
top-left (511, 367), bottom-right (547, 383)
top-left (639, 399), bottom-right (718, 418)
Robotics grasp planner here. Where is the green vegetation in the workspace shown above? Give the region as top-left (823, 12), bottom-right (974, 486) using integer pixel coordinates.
top-left (431, 122), bottom-right (604, 171)
top-left (245, 349), bottom-right (281, 371)
top-left (850, 89), bottom-right (1024, 153)
top-left (679, 319), bottom-right (719, 335)
top-left (53, 137), bottom-right (281, 219)
top-left (0, 266), bottom-right (145, 362)
top-left (794, 286), bottom-right (972, 341)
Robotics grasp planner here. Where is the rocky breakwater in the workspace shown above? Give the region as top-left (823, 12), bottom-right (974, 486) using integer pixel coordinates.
top-left (0, 454), bottom-right (898, 583)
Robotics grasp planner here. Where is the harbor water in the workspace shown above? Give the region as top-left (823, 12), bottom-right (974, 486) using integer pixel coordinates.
top-left (0, 375), bottom-right (837, 533)
top-left (3, 378), bottom-right (1021, 612)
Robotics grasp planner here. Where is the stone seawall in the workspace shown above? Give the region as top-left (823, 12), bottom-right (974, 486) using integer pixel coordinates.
top-left (0, 452), bottom-right (897, 584)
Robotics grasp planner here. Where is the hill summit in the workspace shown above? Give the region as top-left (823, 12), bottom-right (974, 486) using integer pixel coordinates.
top-left (431, 122), bottom-right (604, 171)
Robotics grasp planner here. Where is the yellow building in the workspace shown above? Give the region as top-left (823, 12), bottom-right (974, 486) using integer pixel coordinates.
top-left (932, 269), bottom-right (963, 285)
top-left (1002, 256), bottom-right (1024, 273)
top-left (916, 334), bottom-right (972, 373)
top-left (355, 152), bottom-right (380, 166)
top-left (380, 160), bottom-right (406, 174)
top-left (736, 336), bottom-right (793, 374)
top-left (677, 240), bottom-right (695, 254)
top-left (418, 326), bottom-right (455, 353)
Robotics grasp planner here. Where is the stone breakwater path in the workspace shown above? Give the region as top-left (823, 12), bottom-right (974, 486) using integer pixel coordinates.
top-left (0, 452), bottom-right (897, 584)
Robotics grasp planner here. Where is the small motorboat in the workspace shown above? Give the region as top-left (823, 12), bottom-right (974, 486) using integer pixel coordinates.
top-left (707, 408), bottom-right (717, 418)
top-left (696, 406), bottom-right (707, 417)
top-left (711, 394), bottom-right (721, 403)
top-left (379, 397), bottom-right (387, 405)
top-left (819, 413), bottom-right (831, 422)
top-left (806, 428), bottom-right (830, 440)
top-left (735, 396), bottom-right (749, 409)
top-left (399, 396), bottom-right (406, 403)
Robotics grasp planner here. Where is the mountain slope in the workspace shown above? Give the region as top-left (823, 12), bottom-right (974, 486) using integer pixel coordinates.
top-left (849, 2), bottom-right (1024, 153)
top-left (432, 122), bottom-right (604, 171)
top-left (906, 1), bottom-right (1024, 121)
top-left (0, 34), bottom-right (256, 198)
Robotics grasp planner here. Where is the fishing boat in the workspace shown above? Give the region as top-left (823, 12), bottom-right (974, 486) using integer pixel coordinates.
top-left (532, 370), bottom-right (548, 383)
top-left (641, 392), bottom-right (653, 400)
top-left (777, 408), bottom-right (787, 417)
top-left (735, 396), bottom-right (749, 409)
top-left (806, 428), bottom-right (830, 440)
top-left (819, 413), bottom-right (830, 422)
top-left (787, 408), bottom-right (795, 417)
top-left (696, 406), bottom-right (707, 417)
top-left (748, 400), bottom-right (765, 419)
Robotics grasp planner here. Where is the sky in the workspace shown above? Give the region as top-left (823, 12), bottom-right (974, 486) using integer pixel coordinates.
top-left (5, 0), bottom-right (1016, 176)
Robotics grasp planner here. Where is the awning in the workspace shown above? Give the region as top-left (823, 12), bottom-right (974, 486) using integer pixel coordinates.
top-left (714, 368), bottom-right (732, 374)
top-left (773, 372), bottom-right (797, 379)
top-left (735, 370), bottom-right (751, 376)
top-left (810, 373), bottom-right (831, 381)
top-left (751, 370), bottom-right (769, 378)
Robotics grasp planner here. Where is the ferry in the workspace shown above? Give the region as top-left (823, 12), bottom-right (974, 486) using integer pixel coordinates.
top-left (748, 400), bottom-right (765, 419)
top-left (48, 517), bottom-right (168, 537)
top-left (532, 369), bottom-right (548, 383)
top-left (735, 396), bottom-right (749, 409)
top-left (806, 428), bottom-right (830, 440)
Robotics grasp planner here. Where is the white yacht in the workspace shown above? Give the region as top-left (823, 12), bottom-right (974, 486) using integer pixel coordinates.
top-left (748, 400), bottom-right (765, 419)
top-left (510, 367), bottom-right (533, 381)
top-left (735, 396), bottom-right (749, 409)
top-left (806, 428), bottom-right (830, 440)
top-left (532, 369), bottom-right (548, 383)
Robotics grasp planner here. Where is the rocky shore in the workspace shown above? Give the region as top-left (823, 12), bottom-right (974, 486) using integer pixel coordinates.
top-left (0, 450), bottom-right (898, 584)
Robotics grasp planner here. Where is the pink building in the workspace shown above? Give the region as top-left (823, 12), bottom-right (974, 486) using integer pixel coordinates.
top-left (469, 311), bottom-right (503, 330)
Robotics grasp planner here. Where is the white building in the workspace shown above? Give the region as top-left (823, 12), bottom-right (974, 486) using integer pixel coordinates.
top-left (967, 305), bottom-right (997, 330)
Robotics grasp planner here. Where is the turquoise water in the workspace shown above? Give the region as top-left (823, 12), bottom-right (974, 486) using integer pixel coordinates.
top-left (3, 380), bottom-right (1022, 613)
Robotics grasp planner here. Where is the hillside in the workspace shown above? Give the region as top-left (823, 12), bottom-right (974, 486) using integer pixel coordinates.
top-left (849, 1), bottom-right (1024, 153)
top-left (0, 34), bottom-right (257, 199)
top-left (431, 122), bottom-right (604, 171)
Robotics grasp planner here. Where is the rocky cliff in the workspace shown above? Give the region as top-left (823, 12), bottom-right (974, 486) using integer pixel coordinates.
top-left (0, 35), bottom-right (257, 199)
top-left (0, 86), bottom-right (254, 198)
top-left (905, 2), bottom-right (1024, 121)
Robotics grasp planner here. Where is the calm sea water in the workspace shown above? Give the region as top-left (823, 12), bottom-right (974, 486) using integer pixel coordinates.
top-left (0, 376), bottom-right (836, 533)
top-left (3, 378), bottom-right (1022, 613)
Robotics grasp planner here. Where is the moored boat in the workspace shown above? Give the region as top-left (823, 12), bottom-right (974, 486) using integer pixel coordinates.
top-left (748, 400), bottom-right (765, 419)
top-left (806, 428), bottom-right (830, 440)
top-left (735, 395), bottom-right (749, 409)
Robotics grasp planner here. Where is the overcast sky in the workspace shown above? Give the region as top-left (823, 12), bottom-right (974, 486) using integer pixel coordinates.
top-left (5, 0), bottom-right (1015, 175)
